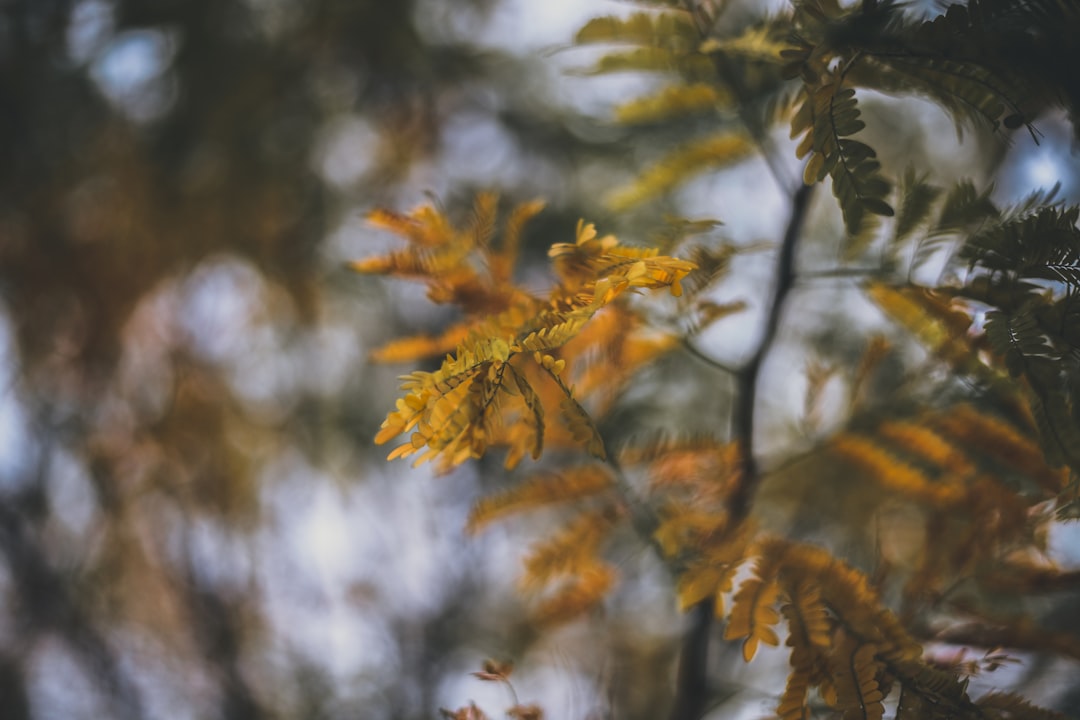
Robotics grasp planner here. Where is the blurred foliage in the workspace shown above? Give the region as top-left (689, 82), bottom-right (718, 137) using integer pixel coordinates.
top-left (3, 0), bottom-right (1080, 719)
top-left (0, 0), bottom-right (657, 718)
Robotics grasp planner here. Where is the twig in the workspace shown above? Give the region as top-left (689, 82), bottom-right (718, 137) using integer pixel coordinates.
top-left (681, 337), bottom-right (740, 375)
top-left (729, 181), bottom-right (814, 525)
top-left (924, 621), bottom-right (1080, 665)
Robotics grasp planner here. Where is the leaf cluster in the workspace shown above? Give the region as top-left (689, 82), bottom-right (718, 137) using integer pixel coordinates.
top-left (580, 0), bottom-right (1080, 259)
top-left (354, 195), bottom-right (694, 471)
top-left (358, 0), bottom-right (1080, 716)
top-left (879, 175), bottom-right (1080, 482)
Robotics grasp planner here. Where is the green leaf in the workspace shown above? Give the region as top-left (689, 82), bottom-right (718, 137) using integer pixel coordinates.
top-left (893, 168), bottom-right (942, 244)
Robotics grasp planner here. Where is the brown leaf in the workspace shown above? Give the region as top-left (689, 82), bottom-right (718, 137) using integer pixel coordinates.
top-left (508, 704), bottom-right (544, 720)
top-left (439, 702), bottom-right (490, 720)
top-left (471, 658), bottom-right (513, 682)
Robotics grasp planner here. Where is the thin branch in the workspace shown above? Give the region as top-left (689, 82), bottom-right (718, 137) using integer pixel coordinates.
top-left (925, 622), bottom-right (1080, 664)
top-left (795, 266), bottom-right (888, 282)
top-left (668, 3), bottom-right (815, 717)
top-left (666, 181), bottom-right (815, 720)
top-left (667, 600), bottom-right (714, 720)
top-left (729, 181), bottom-right (815, 525)
top-left (681, 337), bottom-right (740, 375)
top-left (603, 452), bottom-right (664, 558)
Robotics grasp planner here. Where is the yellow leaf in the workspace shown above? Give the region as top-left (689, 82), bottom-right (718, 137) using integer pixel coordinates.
top-left (533, 563), bottom-right (617, 625)
top-left (676, 562), bottom-right (739, 611)
top-left (831, 434), bottom-right (966, 505)
top-left (803, 152), bottom-right (825, 185)
top-left (614, 83), bottom-right (726, 124)
top-left (606, 133), bottom-right (755, 210)
top-left (724, 575), bottom-right (782, 662)
top-left (574, 12), bottom-right (697, 51)
top-left (519, 507), bottom-right (620, 592)
top-left (466, 465), bottom-right (613, 533)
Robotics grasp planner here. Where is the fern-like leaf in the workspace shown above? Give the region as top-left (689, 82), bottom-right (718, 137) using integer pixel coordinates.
top-left (866, 282), bottom-right (990, 378)
top-left (366, 205), bottom-right (453, 247)
top-left (532, 563), bottom-right (617, 625)
top-left (830, 638), bottom-right (885, 720)
top-left (519, 507), bottom-right (620, 592)
top-left (577, 47), bottom-right (715, 79)
top-left (369, 322), bottom-right (473, 364)
top-left (558, 391), bottom-right (607, 460)
top-left (933, 179), bottom-right (998, 237)
top-left (574, 12), bottom-right (698, 53)
top-left (892, 663), bottom-right (976, 717)
top-left (678, 242), bottom-right (738, 298)
top-left (985, 307), bottom-right (1054, 377)
top-left (778, 541), bottom-right (922, 664)
top-left (367, 202), bottom-right (695, 468)
top-left (606, 132), bottom-right (755, 210)
top-left (976, 691), bottom-right (1071, 720)
top-left (1027, 371), bottom-right (1080, 470)
top-left (892, 167), bottom-right (942, 246)
top-left (777, 665), bottom-right (813, 720)
top-left (778, 580), bottom-right (832, 719)
top-left (699, 19), bottom-right (793, 64)
top-left (791, 81), bottom-right (893, 249)
top-left (875, 419), bottom-right (977, 479)
top-left (613, 83), bottom-right (727, 125)
top-left (676, 559), bottom-right (740, 612)
top-left (854, 52), bottom-right (1030, 138)
top-left (831, 433), bottom-right (966, 505)
top-left (725, 558), bottom-right (782, 662)
top-left (928, 404), bottom-right (1065, 495)
top-left (963, 205), bottom-right (1080, 289)
top-left (490, 199), bottom-right (545, 284)
top-left (784, 580), bottom-right (832, 650)
top-left (503, 364), bottom-right (544, 468)
top-left (690, 300), bottom-right (748, 334)
top-left (466, 464), bottom-right (613, 533)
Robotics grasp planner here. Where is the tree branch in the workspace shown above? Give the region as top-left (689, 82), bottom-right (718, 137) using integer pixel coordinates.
top-left (666, 600), bottom-right (713, 720)
top-left (667, 182), bottom-right (814, 720)
top-left (729, 181), bottom-right (814, 525)
top-left (666, 5), bottom-right (815, 718)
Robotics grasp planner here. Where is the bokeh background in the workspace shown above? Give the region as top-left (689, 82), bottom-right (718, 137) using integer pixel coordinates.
top-left (2, 1), bottom-right (1079, 719)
